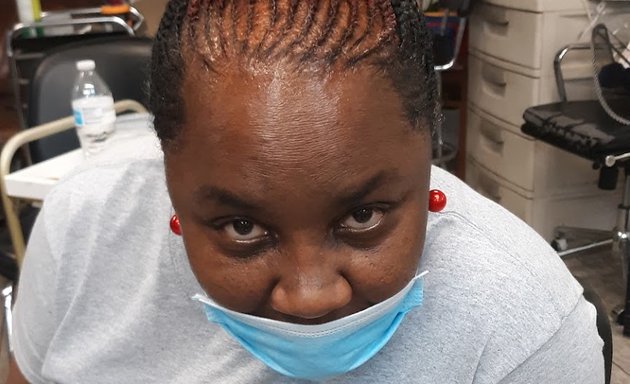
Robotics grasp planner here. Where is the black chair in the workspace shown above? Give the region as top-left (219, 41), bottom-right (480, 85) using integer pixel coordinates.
top-left (521, 23), bottom-right (630, 343)
top-left (26, 35), bottom-right (153, 163)
top-left (6, 5), bottom-right (145, 131)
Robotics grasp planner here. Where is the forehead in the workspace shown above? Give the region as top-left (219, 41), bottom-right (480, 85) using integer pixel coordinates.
top-left (171, 65), bottom-right (428, 191)
top-left (181, 65), bottom-right (421, 143)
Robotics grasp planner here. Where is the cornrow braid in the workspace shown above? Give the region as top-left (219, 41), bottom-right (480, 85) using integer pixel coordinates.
top-left (150, 0), bottom-right (188, 144)
top-left (389, 0), bottom-right (440, 130)
top-left (149, 0), bottom-right (439, 148)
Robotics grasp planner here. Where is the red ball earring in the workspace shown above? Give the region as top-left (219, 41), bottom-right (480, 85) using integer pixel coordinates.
top-left (170, 214), bottom-right (182, 235)
top-left (428, 189), bottom-right (447, 212)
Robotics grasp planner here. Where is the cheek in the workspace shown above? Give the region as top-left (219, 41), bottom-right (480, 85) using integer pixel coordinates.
top-left (182, 225), bottom-right (276, 313)
top-left (346, 197), bottom-right (427, 303)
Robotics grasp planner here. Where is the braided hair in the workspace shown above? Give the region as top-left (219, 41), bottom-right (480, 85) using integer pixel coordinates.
top-left (150, 0), bottom-right (439, 149)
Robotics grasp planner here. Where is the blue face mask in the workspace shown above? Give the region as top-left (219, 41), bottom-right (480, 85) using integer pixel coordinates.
top-left (192, 271), bottom-right (427, 382)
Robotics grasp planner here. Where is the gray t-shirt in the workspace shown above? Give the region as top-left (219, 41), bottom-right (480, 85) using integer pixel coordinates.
top-left (13, 159), bottom-right (605, 383)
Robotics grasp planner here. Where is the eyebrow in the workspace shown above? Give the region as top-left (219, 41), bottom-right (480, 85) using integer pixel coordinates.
top-left (335, 170), bottom-right (399, 208)
top-left (193, 170), bottom-right (399, 211)
top-left (193, 185), bottom-right (261, 211)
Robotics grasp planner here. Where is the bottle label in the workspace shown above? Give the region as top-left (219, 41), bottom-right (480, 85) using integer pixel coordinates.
top-left (72, 96), bottom-right (116, 135)
top-left (73, 109), bottom-right (83, 126)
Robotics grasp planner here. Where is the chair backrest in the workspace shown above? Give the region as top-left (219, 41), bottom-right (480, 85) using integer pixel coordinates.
top-left (591, 24), bottom-right (630, 126)
top-left (26, 35), bottom-right (153, 163)
top-left (427, 0), bottom-right (477, 70)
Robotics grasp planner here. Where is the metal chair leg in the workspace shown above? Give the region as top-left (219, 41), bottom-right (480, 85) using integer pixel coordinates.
top-left (611, 171), bottom-right (630, 335)
top-left (2, 285), bottom-right (12, 354)
top-left (612, 211), bottom-right (630, 335)
top-left (552, 226), bottom-right (613, 257)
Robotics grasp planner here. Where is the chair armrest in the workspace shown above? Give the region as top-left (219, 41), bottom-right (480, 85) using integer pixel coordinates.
top-left (7, 15), bottom-right (135, 58)
top-left (554, 43), bottom-right (591, 102)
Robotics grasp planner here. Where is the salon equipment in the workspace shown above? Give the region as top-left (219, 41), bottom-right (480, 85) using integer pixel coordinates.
top-left (428, 0), bottom-right (478, 169)
top-left (521, 24), bottom-right (630, 338)
top-left (7, 5), bottom-right (145, 132)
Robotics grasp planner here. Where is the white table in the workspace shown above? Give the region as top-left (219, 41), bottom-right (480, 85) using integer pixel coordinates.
top-left (5, 150), bottom-right (83, 202)
top-left (4, 113), bottom-right (160, 201)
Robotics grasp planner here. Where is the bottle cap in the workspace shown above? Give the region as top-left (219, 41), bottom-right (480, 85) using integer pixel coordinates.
top-left (76, 60), bottom-right (96, 71)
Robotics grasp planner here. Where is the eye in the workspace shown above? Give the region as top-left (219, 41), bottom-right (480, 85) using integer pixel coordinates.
top-left (340, 207), bottom-right (385, 231)
top-left (222, 218), bottom-right (268, 241)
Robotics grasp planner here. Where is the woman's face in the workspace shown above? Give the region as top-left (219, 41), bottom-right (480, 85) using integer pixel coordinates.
top-left (166, 65), bottom-right (432, 324)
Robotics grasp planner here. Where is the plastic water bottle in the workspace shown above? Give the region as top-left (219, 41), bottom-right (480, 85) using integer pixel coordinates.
top-left (71, 60), bottom-right (116, 156)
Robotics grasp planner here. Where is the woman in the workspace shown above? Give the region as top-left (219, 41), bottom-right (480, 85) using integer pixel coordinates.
top-left (8, 1), bottom-right (604, 383)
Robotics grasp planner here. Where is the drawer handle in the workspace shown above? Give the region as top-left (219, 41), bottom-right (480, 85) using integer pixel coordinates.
top-left (482, 6), bottom-right (510, 31)
top-left (479, 121), bottom-right (504, 149)
top-left (477, 185), bottom-right (502, 203)
top-left (485, 192), bottom-right (502, 203)
top-left (477, 174), bottom-right (502, 203)
top-left (481, 64), bottom-right (507, 87)
top-left (481, 63), bottom-right (507, 97)
top-left (481, 188), bottom-right (502, 203)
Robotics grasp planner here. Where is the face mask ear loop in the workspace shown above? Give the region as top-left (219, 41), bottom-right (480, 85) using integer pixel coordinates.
top-left (415, 270), bottom-right (429, 279)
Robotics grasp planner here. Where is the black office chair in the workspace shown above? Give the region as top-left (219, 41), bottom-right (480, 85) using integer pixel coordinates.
top-left (26, 35), bottom-right (153, 163)
top-left (521, 24), bottom-right (630, 343)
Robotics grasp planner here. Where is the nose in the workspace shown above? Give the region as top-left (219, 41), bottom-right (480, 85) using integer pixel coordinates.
top-left (270, 271), bottom-right (352, 321)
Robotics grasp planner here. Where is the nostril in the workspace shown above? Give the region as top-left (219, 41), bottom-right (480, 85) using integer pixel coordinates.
top-left (270, 277), bottom-right (352, 321)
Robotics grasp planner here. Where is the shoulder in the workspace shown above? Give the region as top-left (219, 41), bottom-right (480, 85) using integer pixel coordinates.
top-left (46, 155), bottom-right (166, 207)
top-left (427, 166), bottom-right (582, 315)
top-left (422, 167), bottom-right (586, 372)
top-left (41, 158), bottom-right (170, 257)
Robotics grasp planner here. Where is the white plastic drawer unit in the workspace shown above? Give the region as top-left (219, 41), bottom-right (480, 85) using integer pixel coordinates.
top-left (466, 159), bottom-right (619, 241)
top-left (468, 53), bottom-right (539, 127)
top-left (465, 158), bottom-right (531, 222)
top-left (469, 3), bottom-right (542, 70)
top-left (467, 53), bottom-right (595, 127)
top-left (483, 0), bottom-right (588, 13)
top-left (469, 2), bottom-right (589, 71)
top-left (466, 106), bottom-right (600, 195)
top-left (466, 106), bottom-right (536, 191)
